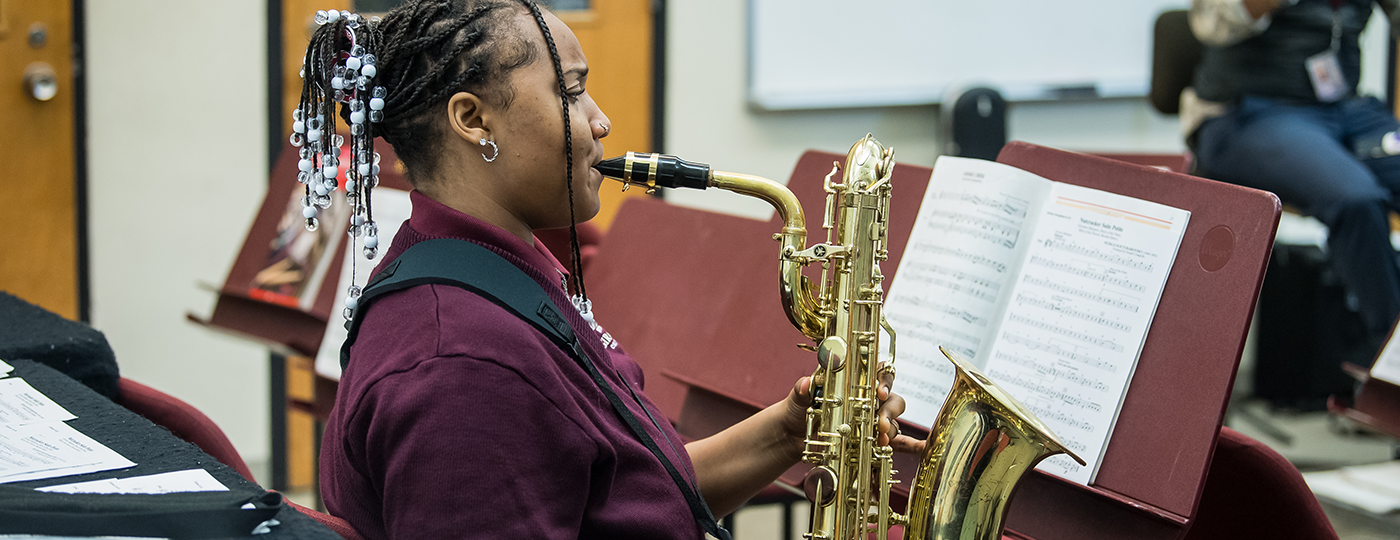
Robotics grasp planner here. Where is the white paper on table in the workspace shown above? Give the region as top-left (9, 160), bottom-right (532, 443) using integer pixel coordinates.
top-left (0, 378), bottom-right (77, 426)
top-left (1337, 460), bottom-right (1400, 500)
top-left (0, 422), bottom-right (135, 483)
top-left (0, 359), bottom-right (13, 377)
top-left (1304, 462), bottom-right (1400, 514)
top-left (37, 468), bottom-right (228, 494)
top-left (314, 188), bottom-right (413, 381)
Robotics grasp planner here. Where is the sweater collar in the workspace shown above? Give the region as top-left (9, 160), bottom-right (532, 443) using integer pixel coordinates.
top-left (404, 190), bottom-right (570, 287)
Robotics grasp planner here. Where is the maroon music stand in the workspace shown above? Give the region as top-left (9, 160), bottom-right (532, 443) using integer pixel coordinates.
top-left (587, 141), bottom-right (1281, 539)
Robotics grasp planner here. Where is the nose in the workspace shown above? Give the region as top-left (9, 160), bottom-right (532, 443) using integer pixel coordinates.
top-left (590, 105), bottom-right (612, 140)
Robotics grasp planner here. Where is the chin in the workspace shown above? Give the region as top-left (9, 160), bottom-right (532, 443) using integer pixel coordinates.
top-left (578, 201), bottom-right (602, 223)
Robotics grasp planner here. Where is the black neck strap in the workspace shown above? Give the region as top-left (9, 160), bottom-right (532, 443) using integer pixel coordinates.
top-left (343, 239), bottom-right (731, 540)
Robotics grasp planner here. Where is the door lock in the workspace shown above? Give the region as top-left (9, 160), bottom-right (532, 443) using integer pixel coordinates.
top-left (23, 62), bottom-right (57, 102)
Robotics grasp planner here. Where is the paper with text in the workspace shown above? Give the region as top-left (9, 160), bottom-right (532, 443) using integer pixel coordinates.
top-left (0, 359), bottom-right (12, 377)
top-left (885, 156), bottom-right (1189, 485)
top-left (0, 378), bottom-right (77, 426)
top-left (39, 468), bottom-right (228, 494)
top-left (0, 422), bottom-right (136, 483)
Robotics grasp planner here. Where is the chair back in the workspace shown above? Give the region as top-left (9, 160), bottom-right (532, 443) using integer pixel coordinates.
top-left (287, 500), bottom-right (367, 540)
top-left (1150, 9), bottom-right (1204, 115)
top-left (117, 377), bottom-right (257, 483)
top-left (535, 221), bottom-right (605, 277)
top-left (1182, 426), bottom-right (1339, 540)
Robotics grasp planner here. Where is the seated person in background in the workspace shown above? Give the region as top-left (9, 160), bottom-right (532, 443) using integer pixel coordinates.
top-left (1186, 0), bottom-right (1400, 352)
top-left (295, 1), bottom-right (923, 539)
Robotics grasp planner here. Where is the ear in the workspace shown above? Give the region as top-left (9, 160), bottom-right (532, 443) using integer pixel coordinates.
top-left (446, 91), bottom-right (491, 144)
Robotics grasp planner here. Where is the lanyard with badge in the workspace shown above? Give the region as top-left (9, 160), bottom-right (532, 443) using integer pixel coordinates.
top-left (1306, 0), bottom-right (1350, 101)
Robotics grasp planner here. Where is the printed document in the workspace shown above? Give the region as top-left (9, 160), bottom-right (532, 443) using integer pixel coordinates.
top-left (0, 378), bottom-right (77, 425)
top-left (0, 422), bottom-right (135, 483)
top-left (885, 156), bottom-right (1190, 485)
top-left (39, 468), bottom-right (228, 494)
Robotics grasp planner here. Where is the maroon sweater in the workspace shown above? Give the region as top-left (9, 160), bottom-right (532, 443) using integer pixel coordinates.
top-left (321, 191), bottom-right (702, 540)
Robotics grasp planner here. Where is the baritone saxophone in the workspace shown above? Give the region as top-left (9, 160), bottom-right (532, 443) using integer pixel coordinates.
top-left (596, 135), bottom-right (1085, 540)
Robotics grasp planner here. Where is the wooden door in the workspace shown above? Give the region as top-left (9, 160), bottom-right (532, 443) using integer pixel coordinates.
top-left (0, 0), bottom-right (78, 320)
top-left (281, 0), bottom-right (653, 230)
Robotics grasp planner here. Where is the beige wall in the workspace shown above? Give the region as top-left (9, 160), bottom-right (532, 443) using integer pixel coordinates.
top-left (86, 0), bottom-right (271, 471)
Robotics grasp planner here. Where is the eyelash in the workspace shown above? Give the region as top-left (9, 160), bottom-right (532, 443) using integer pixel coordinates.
top-left (565, 87), bottom-right (585, 102)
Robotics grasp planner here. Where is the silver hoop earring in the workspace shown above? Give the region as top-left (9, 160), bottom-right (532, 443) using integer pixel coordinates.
top-left (480, 139), bottom-right (499, 162)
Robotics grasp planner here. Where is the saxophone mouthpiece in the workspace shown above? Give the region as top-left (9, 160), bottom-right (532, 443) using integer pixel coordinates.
top-left (596, 152), bottom-right (712, 192)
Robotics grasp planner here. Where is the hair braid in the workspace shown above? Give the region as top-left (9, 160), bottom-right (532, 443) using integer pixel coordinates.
top-left (369, 0), bottom-right (537, 180)
top-left (387, 26), bottom-right (489, 114)
top-left (398, 62), bottom-right (486, 120)
top-left (521, 0), bottom-right (586, 302)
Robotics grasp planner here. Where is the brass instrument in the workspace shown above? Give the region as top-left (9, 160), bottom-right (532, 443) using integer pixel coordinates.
top-left (596, 135), bottom-right (1084, 540)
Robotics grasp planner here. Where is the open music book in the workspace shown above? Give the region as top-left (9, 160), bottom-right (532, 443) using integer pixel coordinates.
top-left (885, 156), bottom-right (1190, 486)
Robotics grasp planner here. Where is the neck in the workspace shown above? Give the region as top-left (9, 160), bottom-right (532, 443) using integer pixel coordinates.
top-left (417, 173), bottom-right (537, 245)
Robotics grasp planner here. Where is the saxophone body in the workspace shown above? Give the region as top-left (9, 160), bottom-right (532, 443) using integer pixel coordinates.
top-left (596, 135), bottom-right (1083, 540)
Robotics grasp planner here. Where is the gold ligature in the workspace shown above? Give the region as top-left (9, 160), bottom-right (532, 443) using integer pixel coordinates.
top-left (596, 135), bottom-right (1084, 540)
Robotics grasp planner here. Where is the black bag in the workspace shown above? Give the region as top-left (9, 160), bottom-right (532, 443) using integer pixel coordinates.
top-left (1254, 244), bottom-right (1375, 411)
top-left (0, 292), bottom-right (120, 399)
top-left (0, 487), bottom-right (282, 539)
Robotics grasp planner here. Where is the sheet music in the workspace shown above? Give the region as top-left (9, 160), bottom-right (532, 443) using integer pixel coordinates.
top-left (886, 156), bottom-right (1050, 424)
top-left (1370, 325), bottom-right (1400, 386)
top-left (982, 182), bottom-right (1188, 484)
top-left (0, 422), bottom-right (135, 483)
top-left (0, 378), bottom-right (77, 425)
top-left (39, 468), bottom-right (228, 494)
top-left (885, 156), bottom-right (1189, 486)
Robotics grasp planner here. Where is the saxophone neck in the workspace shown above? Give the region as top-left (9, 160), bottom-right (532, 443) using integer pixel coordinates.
top-left (594, 152), bottom-right (826, 339)
top-left (710, 171), bottom-right (826, 340)
top-left (709, 171), bottom-right (807, 243)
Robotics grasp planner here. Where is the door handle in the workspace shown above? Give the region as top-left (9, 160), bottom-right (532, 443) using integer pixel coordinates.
top-left (23, 62), bottom-right (58, 102)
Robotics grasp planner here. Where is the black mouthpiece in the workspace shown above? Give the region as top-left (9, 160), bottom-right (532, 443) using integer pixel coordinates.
top-left (596, 152), bottom-right (712, 191)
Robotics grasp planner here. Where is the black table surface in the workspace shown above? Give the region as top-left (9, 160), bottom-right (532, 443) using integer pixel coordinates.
top-left (4, 359), bottom-right (341, 539)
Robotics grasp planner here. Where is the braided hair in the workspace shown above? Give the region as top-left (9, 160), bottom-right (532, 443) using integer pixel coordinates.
top-left (295, 0), bottom-right (591, 318)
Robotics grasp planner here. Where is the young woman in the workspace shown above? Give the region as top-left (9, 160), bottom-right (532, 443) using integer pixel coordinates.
top-left (296, 2), bottom-right (921, 538)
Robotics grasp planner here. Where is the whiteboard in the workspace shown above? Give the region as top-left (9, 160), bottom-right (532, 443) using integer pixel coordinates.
top-left (748, 0), bottom-right (1188, 110)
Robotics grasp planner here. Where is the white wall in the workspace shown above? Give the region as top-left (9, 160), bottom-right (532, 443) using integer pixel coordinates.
top-left (86, 0), bottom-right (271, 471)
top-left (662, 0), bottom-right (1391, 220)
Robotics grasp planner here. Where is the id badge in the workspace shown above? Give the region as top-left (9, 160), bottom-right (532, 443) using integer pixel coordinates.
top-left (1306, 49), bottom-right (1347, 102)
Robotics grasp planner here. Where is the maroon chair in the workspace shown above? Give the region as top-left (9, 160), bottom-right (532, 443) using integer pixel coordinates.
top-left (116, 377), bottom-right (257, 483)
top-left (1182, 426), bottom-right (1338, 540)
top-left (535, 221), bottom-right (604, 278)
top-left (287, 500), bottom-right (367, 540)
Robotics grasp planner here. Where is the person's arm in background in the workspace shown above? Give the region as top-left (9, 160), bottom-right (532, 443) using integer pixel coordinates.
top-left (1191, 0), bottom-right (1295, 46)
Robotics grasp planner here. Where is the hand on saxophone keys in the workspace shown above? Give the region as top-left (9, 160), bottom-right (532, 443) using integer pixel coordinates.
top-left (780, 367), bottom-right (928, 456)
top-left (875, 364), bottom-right (927, 454)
